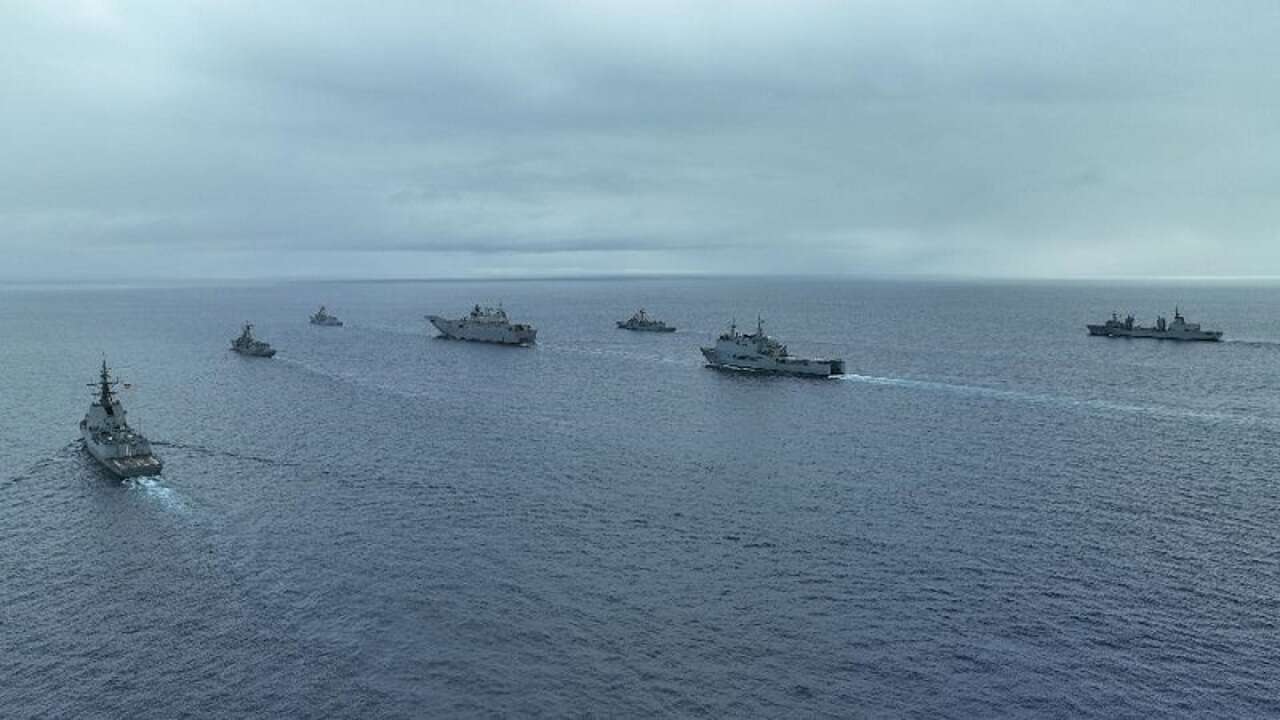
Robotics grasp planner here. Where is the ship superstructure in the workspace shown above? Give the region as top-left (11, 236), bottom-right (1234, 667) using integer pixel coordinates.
top-left (617, 308), bottom-right (676, 332)
top-left (80, 361), bottom-right (163, 478)
top-left (426, 304), bottom-right (537, 345)
top-left (1087, 308), bottom-right (1222, 341)
top-left (310, 305), bottom-right (343, 326)
top-left (700, 317), bottom-right (845, 377)
top-left (231, 323), bottom-right (277, 356)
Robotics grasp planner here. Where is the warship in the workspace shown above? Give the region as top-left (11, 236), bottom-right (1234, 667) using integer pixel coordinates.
top-left (80, 361), bottom-right (163, 478)
top-left (1087, 308), bottom-right (1222, 342)
top-left (426, 304), bottom-right (537, 345)
top-left (309, 305), bottom-right (343, 326)
top-left (231, 323), bottom-right (277, 356)
top-left (701, 317), bottom-right (845, 377)
top-left (617, 308), bottom-right (676, 332)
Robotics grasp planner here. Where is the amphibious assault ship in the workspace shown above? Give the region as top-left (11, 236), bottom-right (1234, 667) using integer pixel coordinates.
top-left (80, 361), bottom-right (163, 478)
top-left (231, 323), bottom-right (277, 356)
top-left (701, 318), bottom-right (845, 377)
top-left (1087, 308), bottom-right (1222, 342)
top-left (617, 308), bottom-right (676, 332)
top-left (310, 305), bottom-right (343, 326)
top-left (426, 304), bottom-right (537, 345)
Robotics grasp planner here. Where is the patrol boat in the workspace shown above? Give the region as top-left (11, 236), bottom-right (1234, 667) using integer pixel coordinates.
top-left (617, 308), bottom-right (676, 332)
top-left (310, 305), bottom-right (343, 326)
top-left (80, 361), bottom-right (163, 478)
top-left (1087, 308), bottom-right (1222, 342)
top-left (231, 323), bottom-right (277, 356)
top-left (426, 304), bottom-right (537, 345)
top-left (701, 317), bottom-right (846, 377)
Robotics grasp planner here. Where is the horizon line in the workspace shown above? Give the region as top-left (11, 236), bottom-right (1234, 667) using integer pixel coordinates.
top-left (6, 271), bottom-right (1280, 288)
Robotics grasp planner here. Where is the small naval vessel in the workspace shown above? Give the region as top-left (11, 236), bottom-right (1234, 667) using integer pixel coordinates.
top-left (310, 305), bottom-right (343, 326)
top-left (80, 361), bottom-right (163, 478)
top-left (231, 323), bottom-right (277, 356)
top-left (701, 317), bottom-right (846, 377)
top-left (617, 308), bottom-right (676, 332)
top-left (1087, 308), bottom-right (1222, 342)
top-left (426, 304), bottom-right (537, 345)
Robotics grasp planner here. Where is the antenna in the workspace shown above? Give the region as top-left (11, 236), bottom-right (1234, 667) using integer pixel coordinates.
top-left (90, 357), bottom-right (119, 408)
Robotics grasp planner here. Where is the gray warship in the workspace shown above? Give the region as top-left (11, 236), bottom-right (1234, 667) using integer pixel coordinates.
top-left (426, 304), bottom-right (537, 345)
top-left (231, 323), bottom-right (277, 356)
top-left (617, 308), bottom-right (676, 332)
top-left (310, 305), bottom-right (343, 326)
top-left (1087, 308), bottom-right (1222, 342)
top-left (80, 361), bottom-right (163, 478)
top-left (701, 317), bottom-right (845, 377)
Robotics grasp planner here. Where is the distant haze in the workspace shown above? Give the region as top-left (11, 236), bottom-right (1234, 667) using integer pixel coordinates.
top-left (3, 1), bottom-right (1279, 280)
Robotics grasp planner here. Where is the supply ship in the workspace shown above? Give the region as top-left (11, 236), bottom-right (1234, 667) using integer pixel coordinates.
top-left (1087, 308), bottom-right (1222, 341)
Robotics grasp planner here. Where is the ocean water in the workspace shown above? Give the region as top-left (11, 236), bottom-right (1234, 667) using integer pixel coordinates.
top-left (1, 277), bottom-right (1278, 718)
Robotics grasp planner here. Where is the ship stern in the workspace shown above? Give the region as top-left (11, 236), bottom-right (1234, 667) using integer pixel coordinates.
top-left (106, 455), bottom-right (164, 478)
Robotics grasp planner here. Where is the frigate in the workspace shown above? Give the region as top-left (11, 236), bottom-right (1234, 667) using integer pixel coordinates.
top-left (1087, 308), bottom-right (1222, 341)
top-left (310, 305), bottom-right (343, 326)
top-left (616, 308), bottom-right (676, 332)
top-left (80, 361), bottom-right (163, 478)
top-left (426, 304), bottom-right (537, 345)
top-left (701, 317), bottom-right (845, 377)
top-left (231, 323), bottom-right (277, 356)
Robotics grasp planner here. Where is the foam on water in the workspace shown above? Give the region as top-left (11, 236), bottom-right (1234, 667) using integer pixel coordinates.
top-left (840, 372), bottom-right (1279, 429)
top-left (123, 476), bottom-right (188, 514)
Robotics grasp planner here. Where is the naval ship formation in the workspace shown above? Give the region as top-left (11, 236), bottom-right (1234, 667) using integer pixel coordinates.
top-left (81, 361), bottom-right (163, 478)
top-left (1087, 308), bottom-right (1222, 342)
top-left (74, 296), bottom-right (1236, 481)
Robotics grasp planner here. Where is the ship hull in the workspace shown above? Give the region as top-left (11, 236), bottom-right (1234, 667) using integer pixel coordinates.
top-left (617, 322), bottom-right (676, 332)
top-left (310, 319), bottom-right (343, 327)
top-left (427, 316), bottom-right (536, 345)
top-left (1086, 326), bottom-right (1221, 341)
top-left (80, 426), bottom-right (163, 478)
top-left (700, 348), bottom-right (845, 377)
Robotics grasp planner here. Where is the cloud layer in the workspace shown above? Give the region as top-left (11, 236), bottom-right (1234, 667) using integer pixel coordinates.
top-left (3, 1), bottom-right (1279, 279)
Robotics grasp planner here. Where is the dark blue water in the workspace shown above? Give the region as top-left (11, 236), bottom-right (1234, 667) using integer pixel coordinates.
top-left (2, 278), bottom-right (1278, 718)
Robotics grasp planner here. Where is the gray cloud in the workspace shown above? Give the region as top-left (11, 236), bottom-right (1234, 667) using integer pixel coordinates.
top-left (2, 0), bottom-right (1279, 279)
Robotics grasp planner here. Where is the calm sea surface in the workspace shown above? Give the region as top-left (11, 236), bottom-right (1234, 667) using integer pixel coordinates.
top-left (1, 277), bottom-right (1278, 718)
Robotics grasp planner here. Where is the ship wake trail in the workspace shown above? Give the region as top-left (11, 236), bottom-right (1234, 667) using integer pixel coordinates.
top-left (541, 343), bottom-right (689, 366)
top-left (125, 476), bottom-right (189, 514)
top-left (274, 356), bottom-right (431, 401)
top-left (151, 440), bottom-right (300, 468)
top-left (840, 373), bottom-right (1280, 429)
top-left (350, 323), bottom-right (425, 339)
top-left (1224, 339), bottom-right (1280, 349)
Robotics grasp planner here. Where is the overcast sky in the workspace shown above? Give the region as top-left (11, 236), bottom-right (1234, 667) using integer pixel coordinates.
top-left (3, 1), bottom-right (1278, 280)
